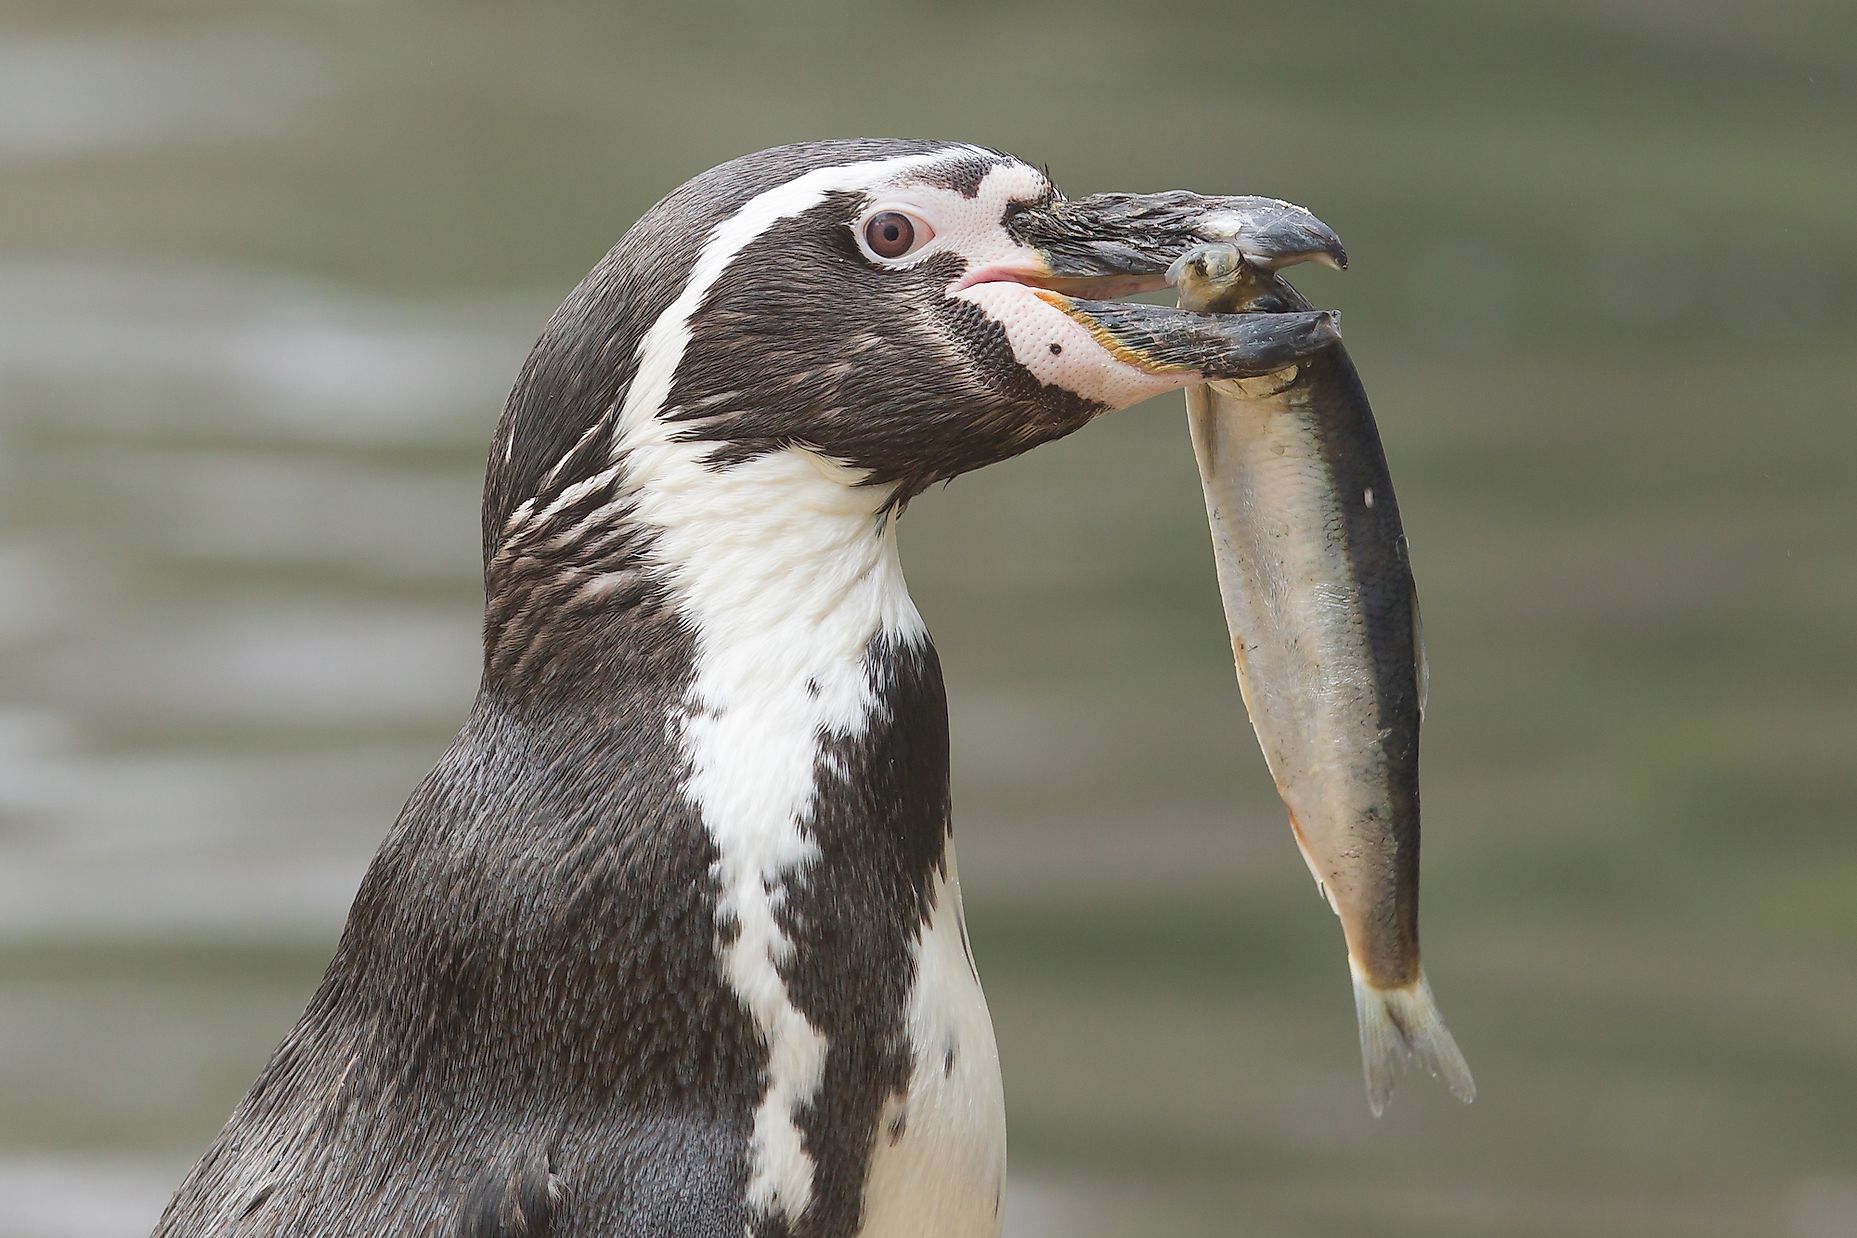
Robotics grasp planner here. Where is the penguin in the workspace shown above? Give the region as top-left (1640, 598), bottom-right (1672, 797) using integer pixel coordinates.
top-left (152, 139), bottom-right (1345, 1238)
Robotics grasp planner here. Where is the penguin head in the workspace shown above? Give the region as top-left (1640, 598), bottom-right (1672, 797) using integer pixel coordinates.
top-left (485, 139), bottom-right (1344, 553)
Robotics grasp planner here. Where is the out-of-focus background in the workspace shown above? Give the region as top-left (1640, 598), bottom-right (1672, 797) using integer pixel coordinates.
top-left (3, 2), bottom-right (1854, 1235)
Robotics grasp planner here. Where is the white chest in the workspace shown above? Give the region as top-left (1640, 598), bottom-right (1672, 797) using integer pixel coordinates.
top-left (857, 845), bottom-right (1007, 1238)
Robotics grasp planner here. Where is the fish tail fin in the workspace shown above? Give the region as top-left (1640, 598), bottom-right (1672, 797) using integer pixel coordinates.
top-left (1350, 963), bottom-right (1476, 1116)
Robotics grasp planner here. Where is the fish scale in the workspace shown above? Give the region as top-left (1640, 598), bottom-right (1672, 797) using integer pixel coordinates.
top-left (1173, 242), bottom-right (1473, 1116)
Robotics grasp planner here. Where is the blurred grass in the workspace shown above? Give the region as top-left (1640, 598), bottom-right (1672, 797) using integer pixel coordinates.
top-left (2, 0), bottom-right (1854, 1235)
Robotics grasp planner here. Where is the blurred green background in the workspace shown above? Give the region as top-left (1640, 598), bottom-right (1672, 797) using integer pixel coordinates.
top-left (2, 1), bottom-right (1854, 1235)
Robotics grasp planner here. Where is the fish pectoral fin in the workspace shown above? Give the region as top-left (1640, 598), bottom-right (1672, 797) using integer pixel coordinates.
top-left (1350, 964), bottom-right (1475, 1117)
top-left (1282, 806), bottom-right (1339, 914)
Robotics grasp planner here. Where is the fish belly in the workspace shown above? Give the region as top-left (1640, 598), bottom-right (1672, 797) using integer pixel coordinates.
top-left (1188, 377), bottom-right (1396, 934)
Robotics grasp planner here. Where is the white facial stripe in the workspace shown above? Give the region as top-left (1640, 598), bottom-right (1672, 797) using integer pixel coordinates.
top-left (615, 148), bottom-right (965, 455)
top-left (611, 150), bottom-right (973, 1229)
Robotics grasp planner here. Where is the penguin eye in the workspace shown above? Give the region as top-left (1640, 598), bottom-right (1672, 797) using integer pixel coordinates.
top-left (861, 210), bottom-right (934, 261)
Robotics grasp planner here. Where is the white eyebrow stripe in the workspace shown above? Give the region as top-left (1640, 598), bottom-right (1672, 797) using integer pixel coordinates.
top-left (613, 148), bottom-right (968, 452)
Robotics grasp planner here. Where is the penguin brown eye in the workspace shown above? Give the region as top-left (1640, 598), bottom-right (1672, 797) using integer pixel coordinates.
top-left (862, 211), bottom-right (931, 260)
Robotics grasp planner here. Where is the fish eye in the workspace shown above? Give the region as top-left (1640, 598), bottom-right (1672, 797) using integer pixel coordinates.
top-left (860, 210), bottom-right (934, 261)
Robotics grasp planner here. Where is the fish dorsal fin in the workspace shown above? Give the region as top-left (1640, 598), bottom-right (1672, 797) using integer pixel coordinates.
top-left (1412, 588), bottom-right (1429, 720)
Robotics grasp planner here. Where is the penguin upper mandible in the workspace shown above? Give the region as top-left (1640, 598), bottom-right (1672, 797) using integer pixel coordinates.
top-left (154, 139), bottom-right (1344, 1238)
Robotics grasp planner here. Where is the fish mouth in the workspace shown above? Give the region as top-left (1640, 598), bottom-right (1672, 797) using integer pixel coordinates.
top-left (959, 190), bottom-right (1349, 382)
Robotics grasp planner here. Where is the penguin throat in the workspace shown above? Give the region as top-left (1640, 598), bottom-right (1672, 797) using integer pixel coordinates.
top-left (646, 442), bottom-right (924, 660)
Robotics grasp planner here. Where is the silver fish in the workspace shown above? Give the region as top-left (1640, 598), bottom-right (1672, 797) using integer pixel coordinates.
top-left (1172, 241), bottom-right (1473, 1115)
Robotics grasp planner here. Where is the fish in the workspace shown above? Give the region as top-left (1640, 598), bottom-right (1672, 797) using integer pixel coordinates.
top-left (1170, 240), bottom-right (1473, 1115)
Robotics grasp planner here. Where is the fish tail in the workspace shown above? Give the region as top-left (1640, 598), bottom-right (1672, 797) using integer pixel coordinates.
top-left (1350, 962), bottom-right (1475, 1116)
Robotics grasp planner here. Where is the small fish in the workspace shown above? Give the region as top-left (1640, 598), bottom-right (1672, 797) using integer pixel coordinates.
top-left (1171, 241), bottom-right (1473, 1115)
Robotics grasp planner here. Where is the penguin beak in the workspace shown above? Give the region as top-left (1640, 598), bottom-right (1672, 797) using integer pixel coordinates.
top-left (992, 191), bottom-right (1349, 381)
top-left (1009, 190), bottom-right (1347, 284)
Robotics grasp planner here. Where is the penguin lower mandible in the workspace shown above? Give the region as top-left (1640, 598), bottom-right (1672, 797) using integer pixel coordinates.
top-left (153, 139), bottom-right (1345, 1238)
